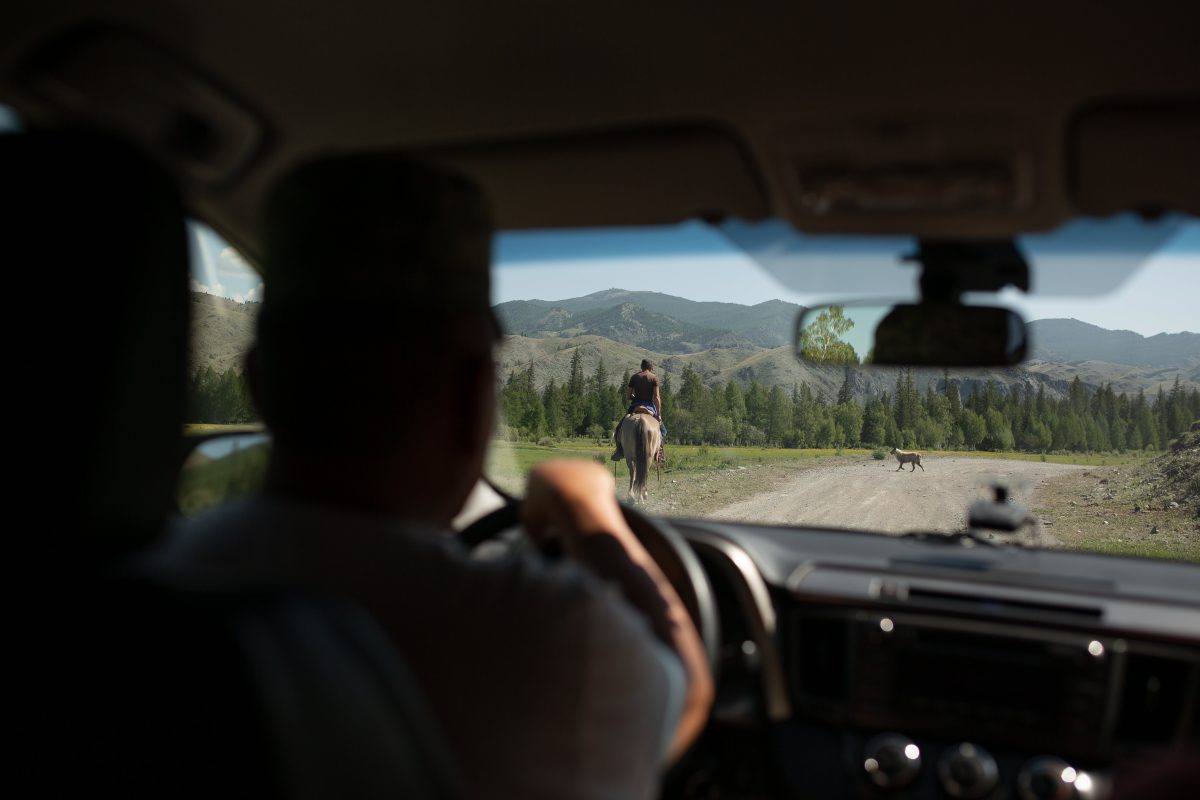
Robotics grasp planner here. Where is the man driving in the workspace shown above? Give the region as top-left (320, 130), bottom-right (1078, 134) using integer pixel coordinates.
top-left (611, 359), bottom-right (664, 462)
top-left (154, 156), bottom-right (712, 799)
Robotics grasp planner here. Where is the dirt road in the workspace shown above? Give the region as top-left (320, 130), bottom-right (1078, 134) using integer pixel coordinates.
top-left (709, 456), bottom-right (1088, 534)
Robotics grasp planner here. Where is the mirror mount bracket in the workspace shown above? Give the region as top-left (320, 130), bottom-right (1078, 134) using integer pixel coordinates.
top-left (903, 239), bottom-right (1031, 304)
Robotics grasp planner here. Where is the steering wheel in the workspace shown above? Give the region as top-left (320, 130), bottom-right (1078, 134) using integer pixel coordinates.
top-left (458, 497), bottom-right (721, 674)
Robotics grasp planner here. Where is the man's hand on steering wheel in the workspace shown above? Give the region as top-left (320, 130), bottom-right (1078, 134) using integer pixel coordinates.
top-left (521, 461), bottom-right (635, 556)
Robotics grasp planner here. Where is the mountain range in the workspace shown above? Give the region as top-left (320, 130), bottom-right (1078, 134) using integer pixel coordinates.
top-left (1027, 318), bottom-right (1200, 367)
top-left (496, 289), bottom-right (800, 350)
top-left (189, 289), bottom-right (1199, 400)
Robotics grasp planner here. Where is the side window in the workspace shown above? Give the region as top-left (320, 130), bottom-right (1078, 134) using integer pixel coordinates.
top-left (178, 222), bottom-right (269, 515)
top-left (185, 221), bottom-right (261, 426)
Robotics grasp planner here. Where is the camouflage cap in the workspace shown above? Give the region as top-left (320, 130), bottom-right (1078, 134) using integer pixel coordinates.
top-left (259, 153), bottom-right (493, 327)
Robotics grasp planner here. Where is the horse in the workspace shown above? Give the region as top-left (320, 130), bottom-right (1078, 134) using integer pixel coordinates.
top-left (617, 411), bottom-right (662, 503)
top-left (890, 447), bottom-right (925, 472)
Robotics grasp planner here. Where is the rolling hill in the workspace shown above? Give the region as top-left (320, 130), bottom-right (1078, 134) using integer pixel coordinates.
top-left (497, 333), bottom-right (1078, 401)
top-left (494, 290), bottom-right (1199, 399)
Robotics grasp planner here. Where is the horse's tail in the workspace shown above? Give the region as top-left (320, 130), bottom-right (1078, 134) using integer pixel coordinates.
top-left (634, 416), bottom-right (650, 497)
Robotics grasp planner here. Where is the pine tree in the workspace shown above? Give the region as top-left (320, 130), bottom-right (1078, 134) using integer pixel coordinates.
top-left (543, 379), bottom-right (564, 438)
top-left (767, 385), bottom-right (793, 445)
top-left (895, 369), bottom-right (918, 430)
top-left (837, 367), bottom-right (854, 406)
top-left (519, 364), bottom-right (545, 438)
top-left (724, 381), bottom-right (747, 429)
top-left (565, 349), bottom-right (586, 434)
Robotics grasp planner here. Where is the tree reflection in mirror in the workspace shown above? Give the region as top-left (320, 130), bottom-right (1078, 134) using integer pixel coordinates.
top-left (795, 302), bottom-right (1028, 368)
top-left (798, 305), bottom-right (861, 365)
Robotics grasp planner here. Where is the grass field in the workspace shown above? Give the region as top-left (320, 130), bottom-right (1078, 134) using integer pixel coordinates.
top-left (486, 438), bottom-right (1154, 496)
top-left (486, 439), bottom-right (871, 496)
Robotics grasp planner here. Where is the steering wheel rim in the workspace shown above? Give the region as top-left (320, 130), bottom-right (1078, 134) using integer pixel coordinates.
top-left (457, 499), bottom-right (721, 675)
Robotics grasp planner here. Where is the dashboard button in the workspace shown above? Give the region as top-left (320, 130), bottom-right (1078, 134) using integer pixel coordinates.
top-left (862, 733), bottom-right (922, 789)
top-left (1018, 757), bottom-right (1099, 800)
top-left (938, 742), bottom-right (999, 799)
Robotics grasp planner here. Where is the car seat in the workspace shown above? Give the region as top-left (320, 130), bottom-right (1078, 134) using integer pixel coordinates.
top-left (3, 129), bottom-right (461, 799)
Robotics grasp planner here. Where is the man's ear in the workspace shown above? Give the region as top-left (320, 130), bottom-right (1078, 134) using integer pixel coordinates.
top-left (455, 356), bottom-right (495, 456)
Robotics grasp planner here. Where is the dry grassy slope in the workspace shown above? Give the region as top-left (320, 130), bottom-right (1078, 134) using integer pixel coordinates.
top-left (497, 334), bottom-right (1087, 401)
top-left (1023, 359), bottom-right (1200, 397)
top-left (190, 292), bottom-right (259, 374)
top-left (1145, 425), bottom-right (1200, 515)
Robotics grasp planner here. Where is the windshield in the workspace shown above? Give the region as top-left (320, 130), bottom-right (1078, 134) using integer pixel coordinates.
top-left (175, 200), bottom-right (1198, 565)
top-left (487, 217), bottom-right (1200, 564)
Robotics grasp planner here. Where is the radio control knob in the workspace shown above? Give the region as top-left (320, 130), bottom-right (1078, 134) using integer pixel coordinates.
top-left (1018, 757), bottom-right (1089, 800)
top-left (863, 733), bottom-right (922, 789)
top-left (938, 742), bottom-right (999, 799)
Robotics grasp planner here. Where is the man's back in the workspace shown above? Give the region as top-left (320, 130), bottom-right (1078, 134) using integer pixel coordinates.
top-left (156, 497), bottom-right (683, 799)
top-left (629, 370), bottom-right (659, 404)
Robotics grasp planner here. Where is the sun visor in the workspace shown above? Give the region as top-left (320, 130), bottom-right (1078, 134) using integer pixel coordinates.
top-left (1071, 100), bottom-right (1200, 218)
top-left (419, 124), bottom-right (770, 230)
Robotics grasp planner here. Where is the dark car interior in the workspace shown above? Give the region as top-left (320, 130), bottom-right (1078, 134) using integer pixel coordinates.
top-left (4, 2), bottom-right (1198, 798)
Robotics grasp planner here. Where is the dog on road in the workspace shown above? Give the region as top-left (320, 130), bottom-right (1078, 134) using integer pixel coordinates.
top-left (890, 447), bottom-right (924, 472)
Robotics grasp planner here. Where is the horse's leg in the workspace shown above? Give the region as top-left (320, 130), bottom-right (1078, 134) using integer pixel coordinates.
top-left (626, 457), bottom-right (635, 498)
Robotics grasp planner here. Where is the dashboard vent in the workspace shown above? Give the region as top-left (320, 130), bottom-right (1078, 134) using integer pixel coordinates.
top-left (791, 615), bottom-right (850, 702)
top-left (905, 587), bottom-right (1102, 621)
top-left (1114, 653), bottom-right (1191, 744)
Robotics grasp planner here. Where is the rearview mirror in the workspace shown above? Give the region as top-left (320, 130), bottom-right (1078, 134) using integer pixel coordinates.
top-left (795, 302), bottom-right (1029, 368)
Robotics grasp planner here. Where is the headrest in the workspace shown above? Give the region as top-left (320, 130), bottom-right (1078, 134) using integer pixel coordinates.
top-left (0, 130), bottom-right (189, 557)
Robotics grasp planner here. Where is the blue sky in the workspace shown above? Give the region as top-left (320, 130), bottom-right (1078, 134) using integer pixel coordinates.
top-left (188, 223), bottom-right (263, 304)
top-left (490, 218), bottom-right (1200, 337)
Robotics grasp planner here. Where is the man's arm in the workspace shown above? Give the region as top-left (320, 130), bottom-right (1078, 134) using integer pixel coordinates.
top-left (522, 462), bottom-right (713, 762)
top-left (654, 382), bottom-right (663, 420)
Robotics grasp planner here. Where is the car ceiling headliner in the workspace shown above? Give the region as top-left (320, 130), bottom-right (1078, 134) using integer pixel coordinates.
top-left (1, 1), bottom-right (1198, 257)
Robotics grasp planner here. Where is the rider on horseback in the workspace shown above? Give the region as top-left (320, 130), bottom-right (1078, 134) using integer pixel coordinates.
top-left (611, 359), bottom-right (664, 461)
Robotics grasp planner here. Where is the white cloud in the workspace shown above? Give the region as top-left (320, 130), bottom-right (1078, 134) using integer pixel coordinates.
top-left (231, 282), bottom-right (265, 304)
top-left (190, 279), bottom-right (226, 297)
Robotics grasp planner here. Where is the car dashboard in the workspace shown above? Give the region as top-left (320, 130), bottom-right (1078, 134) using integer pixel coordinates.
top-left (674, 519), bottom-right (1200, 799)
